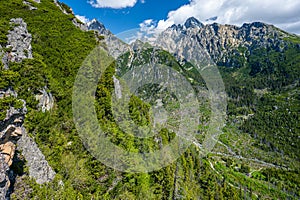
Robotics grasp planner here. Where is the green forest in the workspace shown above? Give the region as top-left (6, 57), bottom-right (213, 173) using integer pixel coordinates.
top-left (0, 0), bottom-right (299, 199)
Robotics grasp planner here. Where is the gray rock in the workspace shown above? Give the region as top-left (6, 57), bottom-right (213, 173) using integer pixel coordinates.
top-left (1, 50), bottom-right (9, 70)
top-left (72, 18), bottom-right (88, 31)
top-left (2, 18), bottom-right (33, 69)
top-left (0, 88), bottom-right (17, 99)
top-left (184, 17), bottom-right (204, 29)
top-left (53, 0), bottom-right (72, 15)
top-left (0, 155), bottom-right (10, 200)
top-left (113, 76), bottom-right (122, 99)
top-left (87, 19), bottom-right (131, 58)
top-left (154, 19), bottom-right (289, 68)
top-left (0, 45), bottom-right (4, 69)
top-left (104, 34), bottom-right (131, 59)
top-left (17, 132), bottom-right (56, 184)
top-left (35, 88), bottom-right (54, 112)
top-left (23, 1), bottom-right (38, 10)
top-left (87, 19), bottom-right (111, 35)
top-left (0, 88), bottom-right (55, 199)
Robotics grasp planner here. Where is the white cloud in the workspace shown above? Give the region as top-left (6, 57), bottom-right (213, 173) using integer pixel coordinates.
top-left (139, 19), bottom-right (156, 33)
top-left (140, 0), bottom-right (146, 4)
top-left (88, 0), bottom-right (137, 9)
top-left (75, 15), bottom-right (90, 23)
top-left (137, 19), bottom-right (159, 41)
top-left (116, 19), bottom-right (158, 44)
top-left (156, 0), bottom-right (300, 34)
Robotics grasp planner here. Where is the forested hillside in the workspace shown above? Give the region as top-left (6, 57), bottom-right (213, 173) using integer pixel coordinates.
top-left (0, 0), bottom-right (299, 199)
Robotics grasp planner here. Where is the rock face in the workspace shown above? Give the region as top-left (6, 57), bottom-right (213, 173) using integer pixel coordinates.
top-left (0, 88), bottom-right (56, 199)
top-left (155, 18), bottom-right (288, 68)
top-left (53, 0), bottom-right (71, 15)
top-left (0, 142), bottom-right (15, 167)
top-left (113, 76), bottom-right (122, 99)
top-left (86, 17), bottom-right (289, 70)
top-left (87, 19), bottom-right (111, 35)
top-left (184, 17), bottom-right (204, 29)
top-left (0, 89), bottom-right (27, 200)
top-left (35, 88), bottom-right (54, 112)
top-left (72, 18), bottom-right (88, 31)
top-left (87, 19), bottom-right (130, 59)
top-left (2, 18), bottom-right (33, 69)
top-left (0, 155), bottom-right (10, 199)
top-left (17, 132), bottom-right (56, 184)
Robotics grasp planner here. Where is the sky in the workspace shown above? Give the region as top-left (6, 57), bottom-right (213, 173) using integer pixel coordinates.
top-left (60, 0), bottom-right (300, 35)
top-left (60, 0), bottom-right (190, 34)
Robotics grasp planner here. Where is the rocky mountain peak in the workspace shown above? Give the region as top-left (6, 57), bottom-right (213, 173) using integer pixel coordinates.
top-left (170, 24), bottom-right (184, 31)
top-left (155, 19), bottom-right (289, 68)
top-left (87, 18), bottom-right (111, 35)
top-left (167, 17), bottom-right (203, 31)
top-left (184, 17), bottom-right (204, 29)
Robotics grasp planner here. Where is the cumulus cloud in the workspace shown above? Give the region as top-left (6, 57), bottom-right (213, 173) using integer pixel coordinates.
top-left (88, 0), bottom-right (137, 9)
top-left (116, 19), bottom-right (158, 44)
top-left (75, 15), bottom-right (90, 23)
top-left (156, 0), bottom-right (300, 34)
top-left (139, 19), bottom-right (156, 33)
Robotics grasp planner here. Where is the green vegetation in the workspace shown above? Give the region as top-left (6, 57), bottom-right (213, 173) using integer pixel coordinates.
top-left (0, 96), bottom-right (23, 120)
top-left (0, 0), bottom-right (299, 199)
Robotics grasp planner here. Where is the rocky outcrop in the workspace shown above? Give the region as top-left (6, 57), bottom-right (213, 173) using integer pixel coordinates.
top-left (113, 76), bottom-right (122, 99)
top-left (1, 46), bottom-right (8, 70)
top-left (0, 45), bottom-right (4, 66)
top-left (0, 18), bottom-right (56, 199)
top-left (53, 0), bottom-right (73, 15)
top-left (0, 88), bottom-right (56, 199)
top-left (0, 88), bottom-right (17, 99)
top-left (0, 89), bottom-right (27, 200)
top-left (2, 18), bottom-right (33, 69)
top-left (35, 88), bottom-right (54, 112)
top-left (23, 1), bottom-right (38, 10)
top-left (0, 142), bottom-right (15, 167)
top-left (17, 132), bottom-right (56, 184)
top-left (0, 154), bottom-right (10, 199)
top-left (72, 18), bottom-right (88, 31)
top-left (104, 34), bottom-right (131, 59)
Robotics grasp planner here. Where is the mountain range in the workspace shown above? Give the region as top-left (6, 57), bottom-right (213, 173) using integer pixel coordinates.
top-left (0, 0), bottom-right (299, 199)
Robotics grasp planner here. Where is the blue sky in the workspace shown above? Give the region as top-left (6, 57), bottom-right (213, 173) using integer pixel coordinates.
top-left (61, 0), bottom-right (300, 35)
top-left (60, 0), bottom-right (190, 34)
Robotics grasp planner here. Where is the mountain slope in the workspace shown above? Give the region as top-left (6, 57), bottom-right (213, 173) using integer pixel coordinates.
top-left (87, 16), bottom-right (300, 199)
top-left (0, 1), bottom-right (299, 199)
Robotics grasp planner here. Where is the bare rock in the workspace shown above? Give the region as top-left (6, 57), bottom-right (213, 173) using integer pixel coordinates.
top-left (0, 142), bottom-right (15, 167)
top-left (113, 76), bottom-right (122, 99)
top-left (23, 1), bottom-right (38, 10)
top-left (17, 132), bottom-right (56, 184)
top-left (35, 88), bottom-right (54, 112)
top-left (2, 18), bottom-right (33, 69)
top-left (0, 87), bottom-right (55, 199)
top-left (0, 154), bottom-right (10, 199)
top-left (0, 88), bottom-right (17, 99)
top-left (72, 18), bottom-right (88, 31)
